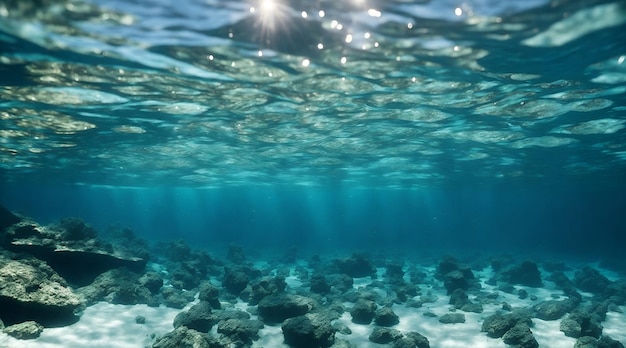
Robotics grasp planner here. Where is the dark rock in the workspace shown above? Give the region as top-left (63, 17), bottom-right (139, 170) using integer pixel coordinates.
top-left (575, 267), bottom-right (611, 294)
top-left (139, 272), bottom-right (164, 294)
top-left (502, 323), bottom-right (539, 348)
top-left (443, 270), bottom-right (471, 295)
top-left (249, 276), bottom-right (286, 304)
top-left (519, 289), bottom-right (529, 299)
top-left (135, 315), bottom-right (146, 324)
top-left (282, 313), bottom-right (335, 348)
top-left (374, 307), bottom-right (400, 327)
top-left (438, 313), bottom-right (465, 324)
top-left (310, 274), bottom-right (331, 294)
top-left (223, 266), bottom-right (250, 295)
top-left (449, 289), bottom-right (469, 309)
top-left (598, 336), bottom-right (625, 348)
top-left (369, 327), bottom-right (403, 344)
top-left (481, 312), bottom-right (519, 338)
top-left (333, 321), bottom-right (352, 335)
top-left (502, 261), bottom-right (543, 288)
top-left (217, 318), bottom-right (263, 344)
top-left (350, 299), bottom-right (377, 324)
top-left (257, 294), bottom-right (313, 324)
top-left (330, 273), bottom-right (354, 292)
top-left (0, 205), bottom-right (21, 232)
top-left (78, 268), bottom-right (153, 306)
top-left (560, 311), bottom-right (603, 338)
top-left (334, 253), bottom-right (375, 278)
top-left (152, 326), bottom-right (220, 348)
top-left (393, 331), bottom-right (430, 348)
top-left (173, 301), bottom-right (213, 332)
top-left (0, 255), bottom-right (82, 326)
top-left (198, 281), bottom-right (221, 309)
top-left (2, 321), bottom-right (44, 340)
top-left (575, 336), bottom-right (599, 348)
top-left (161, 287), bottom-right (196, 309)
top-left (212, 310), bottom-right (251, 323)
top-left (4, 220), bottom-right (146, 286)
top-left (461, 302), bottom-right (483, 313)
top-left (534, 299), bottom-right (578, 320)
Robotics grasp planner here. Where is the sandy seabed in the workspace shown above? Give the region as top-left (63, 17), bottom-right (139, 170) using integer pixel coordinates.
top-left (1, 260), bottom-right (625, 348)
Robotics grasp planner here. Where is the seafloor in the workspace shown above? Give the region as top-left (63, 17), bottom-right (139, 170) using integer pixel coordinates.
top-left (0, 205), bottom-right (625, 348)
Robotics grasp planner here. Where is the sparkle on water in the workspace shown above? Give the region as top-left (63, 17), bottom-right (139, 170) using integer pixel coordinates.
top-left (0, 0), bottom-right (625, 188)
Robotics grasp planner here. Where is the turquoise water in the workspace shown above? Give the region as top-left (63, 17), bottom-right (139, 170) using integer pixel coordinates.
top-left (1, 0), bottom-right (625, 260)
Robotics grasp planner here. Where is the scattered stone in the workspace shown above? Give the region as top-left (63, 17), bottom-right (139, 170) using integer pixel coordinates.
top-left (502, 261), bottom-right (543, 288)
top-left (575, 267), bottom-right (611, 294)
top-left (393, 331), bottom-right (430, 348)
top-left (0, 255), bottom-right (82, 326)
top-left (173, 301), bottom-right (213, 332)
top-left (369, 327), bottom-right (403, 344)
top-left (560, 311), bottom-right (603, 338)
top-left (161, 287), bottom-right (195, 309)
top-left (135, 316), bottom-right (146, 324)
top-left (502, 322), bottom-right (539, 348)
top-left (257, 294), bottom-right (313, 324)
top-left (334, 253), bottom-right (376, 278)
top-left (329, 273), bottom-right (354, 292)
top-left (78, 268), bottom-right (154, 306)
top-left (139, 272), bottom-right (164, 294)
top-left (152, 326), bottom-right (220, 348)
top-left (249, 276), bottom-right (286, 304)
top-left (438, 313), bottom-right (465, 324)
top-left (374, 307), bottom-right (400, 327)
top-left (2, 321), bottom-right (44, 340)
top-left (481, 312), bottom-right (521, 338)
top-left (217, 318), bottom-right (263, 345)
top-left (223, 266), bottom-right (250, 295)
top-left (198, 281), bottom-right (221, 309)
top-left (310, 274), bottom-right (331, 294)
top-left (519, 289), bottom-right (529, 299)
top-left (461, 302), bottom-right (483, 313)
top-left (282, 313), bottom-right (335, 348)
top-left (350, 299), bottom-right (377, 324)
top-left (534, 299), bottom-right (578, 320)
top-left (575, 336), bottom-right (599, 348)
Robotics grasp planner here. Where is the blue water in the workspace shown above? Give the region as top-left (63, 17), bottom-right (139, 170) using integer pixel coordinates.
top-left (1, 0), bottom-right (625, 261)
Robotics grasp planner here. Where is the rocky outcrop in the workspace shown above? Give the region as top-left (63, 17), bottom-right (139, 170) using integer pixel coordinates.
top-left (374, 307), bottom-right (400, 326)
top-left (282, 313), bottom-right (335, 348)
top-left (501, 261), bottom-right (543, 288)
top-left (438, 313), bottom-right (465, 324)
top-left (334, 253), bottom-right (376, 278)
top-left (173, 301), bottom-right (214, 332)
top-left (369, 327), bottom-right (403, 344)
top-left (152, 326), bottom-right (226, 348)
top-left (350, 299), bottom-right (377, 324)
top-left (3, 218), bottom-right (146, 286)
top-left (217, 318), bottom-right (264, 345)
top-left (2, 321), bottom-right (44, 340)
top-left (0, 253), bottom-right (83, 327)
top-left (77, 268), bottom-right (156, 306)
top-left (257, 294), bottom-right (314, 324)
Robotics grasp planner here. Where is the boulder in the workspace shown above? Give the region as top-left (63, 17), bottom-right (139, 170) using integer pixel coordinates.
top-left (173, 301), bottom-right (214, 332)
top-left (334, 253), bottom-right (375, 278)
top-left (152, 326), bottom-right (224, 348)
top-left (282, 313), bottom-right (335, 348)
top-left (0, 254), bottom-right (82, 326)
top-left (598, 336), bottom-right (625, 348)
top-left (481, 312), bottom-right (519, 338)
top-left (249, 276), bottom-right (286, 304)
top-left (575, 336), bottom-right (599, 348)
top-left (374, 307), bottom-right (400, 327)
top-left (2, 321), bottom-right (44, 340)
top-left (438, 313), bottom-right (465, 324)
top-left (369, 327), bottom-right (403, 344)
top-left (223, 266), bottom-right (250, 295)
top-left (310, 274), bottom-right (331, 294)
top-left (217, 318), bottom-right (263, 344)
top-left (198, 281), bottom-right (221, 309)
top-left (502, 323), bottom-right (539, 348)
top-left (501, 261), bottom-right (542, 287)
top-left (257, 294), bottom-right (313, 324)
top-left (575, 267), bottom-right (611, 294)
top-left (534, 299), bottom-right (578, 320)
top-left (78, 268), bottom-right (155, 306)
top-left (3, 219), bottom-right (146, 286)
top-left (350, 299), bottom-right (377, 324)
top-left (560, 311), bottom-right (603, 338)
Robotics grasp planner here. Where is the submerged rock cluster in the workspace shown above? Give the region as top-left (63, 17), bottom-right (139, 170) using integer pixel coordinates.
top-left (1, 204), bottom-right (625, 347)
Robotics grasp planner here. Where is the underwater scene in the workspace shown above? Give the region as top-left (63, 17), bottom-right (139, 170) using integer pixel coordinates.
top-left (1, 0), bottom-right (626, 347)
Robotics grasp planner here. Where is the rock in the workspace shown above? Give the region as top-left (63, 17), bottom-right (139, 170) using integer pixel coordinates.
top-left (449, 289), bottom-right (469, 309)
top-left (575, 336), bottom-right (599, 348)
top-left (249, 276), bottom-right (286, 304)
top-left (78, 268), bottom-right (154, 306)
top-left (502, 323), bottom-right (539, 348)
top-left (560, 311), bottom-right (603, 338)
top-left (152, 326), bottom-right (220, 348)
top-left (443, 270), bottom-right (471, 295)
top-left (0, 255), bottom-right (82, 326)
top-left (438, 313), bottom-right (465, 324)
top-left (3, 219), bottom-right (146, 286)
top-left (161, 287), bottom-right (196, 309)
top-left (519, 289), bottom-right (529, 299)
top-left (282, 313), bottom-right (335, 348)
top-left (334, 253), bottom-right (376, 278)
top-left (223, 266), bottom-right (250, 295)
top-left (173, 301), bottom-right (214, 332)
top-left (2, 321), bottom-right (44, 340)
top-left (217, 318), bottom-right (263, 344)
top-left (598, 336), bottom-right (625, 348)
top-left (369, 327), bottom-right (403, 344)
top-left (534, 299), bottom-right (578, 320)
top-left (310, 274), bottom-right (331, 294)
top-left (374, 307), bottom-right (400, 327)
top-left (135, 316), bottom-right (146, 324)
top-left (212, 310), bottom-right (251, 323)
top-left (257, 294), bottom-right (313, 324)
top-left (401, 332), bottom-right (430, 348)
top-left (502, 261), bottom-right (543, 288)
top-left (575, 267), bottom-right (611, 294)
top-left (333, 321), bottom-right (352, 335)
top-left (198, 281), bottom-right (221, 309)
top-left (139, 272), bottom-right (164, 294)
top-left (461, 303), bottom-right (483, 313)
top-left (481, 312), bottom-right (519, 338)
top-left (350, 299), bottom-right (377, 324)
top-left (0, 205), bottom-right (21, 232)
